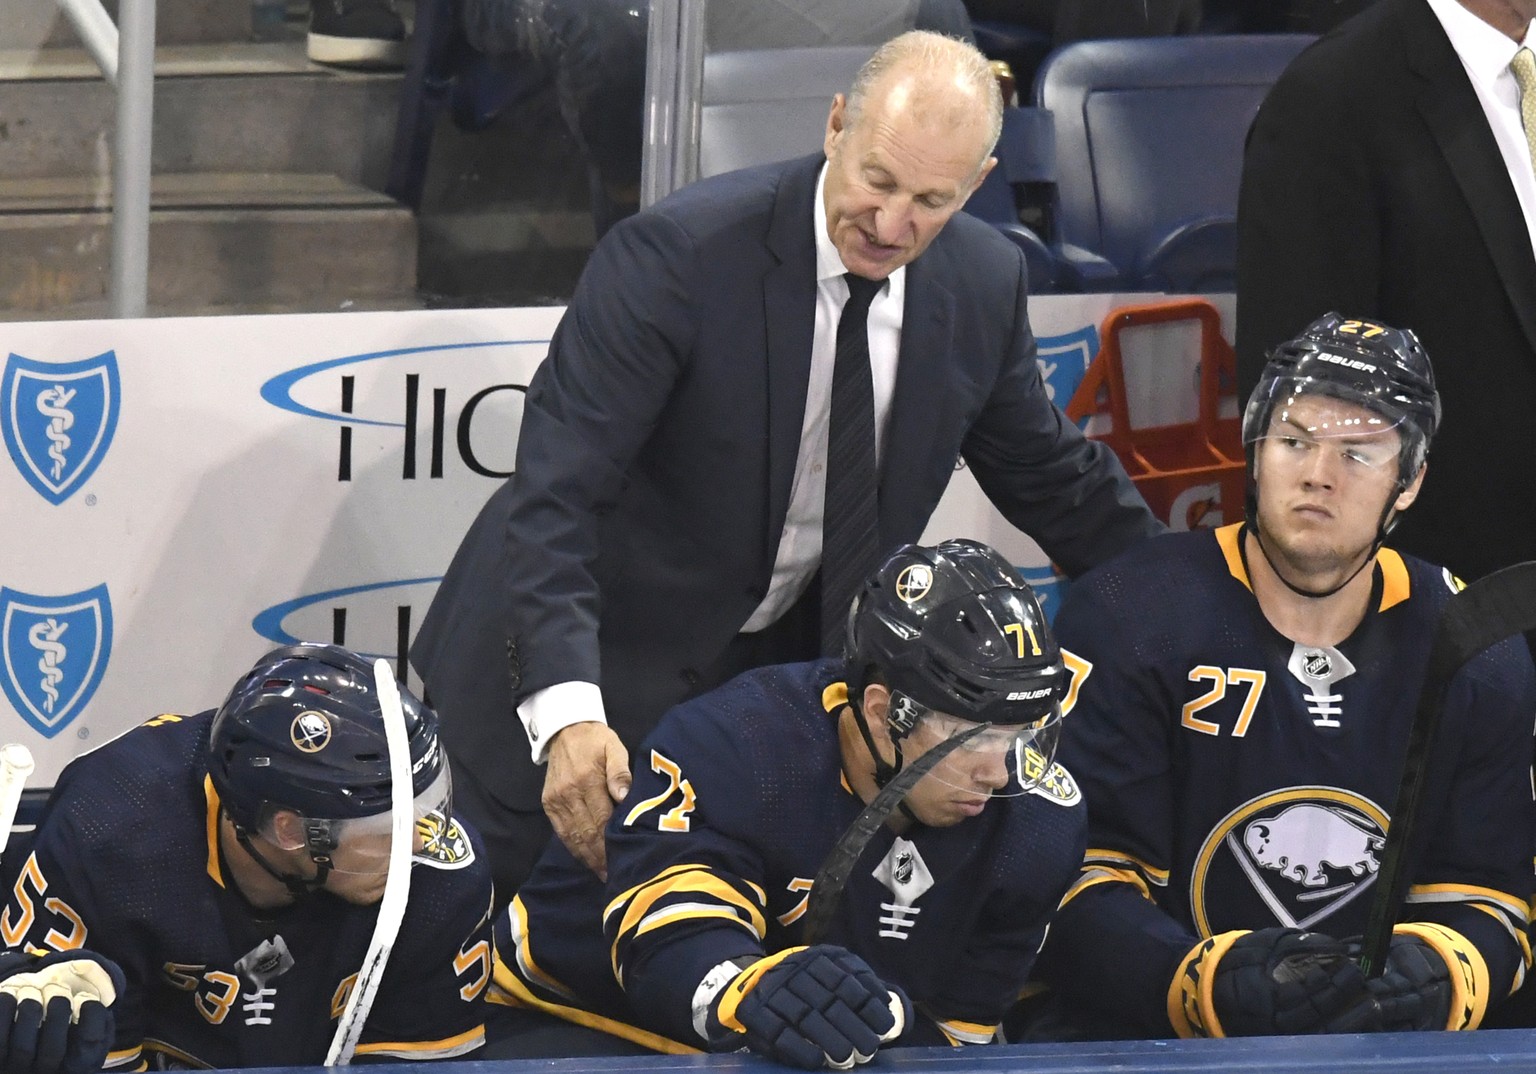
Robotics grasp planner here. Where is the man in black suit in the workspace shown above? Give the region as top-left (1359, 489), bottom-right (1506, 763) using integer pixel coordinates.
top-left (412, 31), bottom-right (1162, 898)
top-left (1236, 0), bottom-right (1536, 587)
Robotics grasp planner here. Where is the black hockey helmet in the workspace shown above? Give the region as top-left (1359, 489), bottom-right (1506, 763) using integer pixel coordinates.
top-left (208, 642), bottom-right (447, 834)
top-left (1242, 312), bottom-right (1440, 489)
top-left (846, 539), bottom-right (1068, 729)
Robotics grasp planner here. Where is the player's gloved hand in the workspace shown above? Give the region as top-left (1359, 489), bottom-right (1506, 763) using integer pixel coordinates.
top-left (1351, 924), bottom-right (1483, 1031)
top-left (0, 949), bottom-right (124, 1074)
top-left (1171, 927), bottom-right (1373, 1037)
top-left (701, 945), bottom-right (911, 1070)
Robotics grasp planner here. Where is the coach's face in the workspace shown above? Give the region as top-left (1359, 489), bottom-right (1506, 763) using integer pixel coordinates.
top-left (821, 71), bottom-right (995, 280)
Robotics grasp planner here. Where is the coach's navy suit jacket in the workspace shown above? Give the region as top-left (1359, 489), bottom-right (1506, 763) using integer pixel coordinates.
top-left (412, 153), bottom-right (1159, 813)
top-left (1236, 0), bottom-right (1536, 583)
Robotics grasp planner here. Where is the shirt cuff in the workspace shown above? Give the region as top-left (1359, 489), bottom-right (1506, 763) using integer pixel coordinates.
top-left (516, 681), bottom-right (607, 765)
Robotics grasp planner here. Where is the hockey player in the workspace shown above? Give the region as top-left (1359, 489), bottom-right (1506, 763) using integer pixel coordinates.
top-left (0, 643), bottom-right (495, 1069)
top-left (1032, 314), bottom-right (1536, 1038)
top-left (482, 539), bottom-right (1087, 1068)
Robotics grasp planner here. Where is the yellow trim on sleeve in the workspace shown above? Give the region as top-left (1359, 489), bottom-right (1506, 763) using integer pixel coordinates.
top-left (104, 1044), bottom-right (144, 1071)
top-left (608, 869), bottom-right (767, 979)
top-left (1395, 922), bottom-right (1489, 1030)
top-left (353, 1024), bottom-right (485, 1058)
top-left (490, 956), bottom-right (702, 1054)
top-left (1060, 865), bottom-right (1153, 909)
top-left (934, 1018), bottom-right (998, 1044)
top-left (1406, 881), bottom-right (1530, 922)
top-left (1084, 847), bottom-right (1170, 884)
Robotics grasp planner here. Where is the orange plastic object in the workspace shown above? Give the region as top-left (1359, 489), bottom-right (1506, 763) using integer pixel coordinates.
top-left (1064, 299), bottom-right (1245, 531)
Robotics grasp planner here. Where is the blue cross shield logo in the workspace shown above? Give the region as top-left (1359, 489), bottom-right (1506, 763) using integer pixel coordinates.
top-left (0, 585), bottom-right (114, 739)
top-left (1035, 325), bottom-right (1100, 423)
top-left (2, 352), bottom-right (122, 505)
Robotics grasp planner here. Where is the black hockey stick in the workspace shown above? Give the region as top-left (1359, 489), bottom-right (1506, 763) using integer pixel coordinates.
top-left (801, 721), bottom-right (991, 946)
top-left (1358, 561), bottom-right (1536, 978)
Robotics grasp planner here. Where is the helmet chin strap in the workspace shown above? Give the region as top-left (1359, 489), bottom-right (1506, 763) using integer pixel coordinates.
top-left (229, 816), bottom-right (335, 901)
top-left (844, 682), bottom-right (921, 825)
top-left (1247, 493), bottom-right (1401, 600)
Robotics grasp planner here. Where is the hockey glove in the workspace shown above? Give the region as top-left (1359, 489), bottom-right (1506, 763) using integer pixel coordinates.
top-left (0, 949), bottom-right (123, 1074)
top-left (1360, 923), bottom-right (1483, 1031)
top-left (1169, 927), bottom-right (1373, 1037)
top-left (700, 945), bottom-right (911, 1070)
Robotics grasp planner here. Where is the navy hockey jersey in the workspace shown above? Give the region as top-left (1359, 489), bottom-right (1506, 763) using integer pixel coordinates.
top-left (491, 660), bottom-right (1087, 1050)
top-left (1038, 524), bottom-right (1536, 1037)
top-left (0, 711), bottom-right (494, 1069)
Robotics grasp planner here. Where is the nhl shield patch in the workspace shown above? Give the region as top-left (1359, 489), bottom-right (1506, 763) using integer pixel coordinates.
top-left (0, 584), bottom-right (114, 738)
top-left (2, 352), bottom-right (122, 505)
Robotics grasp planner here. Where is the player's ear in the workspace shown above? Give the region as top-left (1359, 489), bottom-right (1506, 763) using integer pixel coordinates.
top-left (861, 683), bottom-right (891, 733)
top-left (1394, 464), bottom-right (1426, 512)
top-left (266, 810), bottom-right (308, 851)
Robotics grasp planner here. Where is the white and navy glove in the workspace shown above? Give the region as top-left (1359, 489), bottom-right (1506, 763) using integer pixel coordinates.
top-left (0, 949), bottom-right (123, 1074)
top-left (697, 945), bottom-right (911, 1070)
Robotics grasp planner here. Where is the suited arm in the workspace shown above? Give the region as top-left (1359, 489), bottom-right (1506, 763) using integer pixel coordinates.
top-left (1235, 70), bottom-right (1380, 399)
top-left (962, 257), bottom-right (1163, 578)
top-left (504, 211), bottom-right (702, 697)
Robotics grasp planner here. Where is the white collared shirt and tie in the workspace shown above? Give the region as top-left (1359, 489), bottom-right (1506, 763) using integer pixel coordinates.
top-left (518, 163), bottom-right (903, 761)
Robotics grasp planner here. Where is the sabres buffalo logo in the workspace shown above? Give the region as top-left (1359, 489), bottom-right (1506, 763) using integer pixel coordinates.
top-left (894, 565), bottom-right (933, 604)
top-left (1191, 787), bottom-right (1387, 936)
top-left (290, 710), bottom-right (332, 753)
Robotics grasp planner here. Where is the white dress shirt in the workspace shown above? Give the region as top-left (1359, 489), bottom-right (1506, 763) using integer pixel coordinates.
top-left (517, 163), bottom-right (905, 762)
top-left (1425, 0), bottom-right (1536, 255)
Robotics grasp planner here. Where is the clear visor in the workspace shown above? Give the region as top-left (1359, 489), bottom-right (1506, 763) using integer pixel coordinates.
top-left (1247, 389), bottom-right (1407, 475)
top-left (292, 762), bottom-right (454, 873)
top-left (893, 691), bottom-right (1064, 799)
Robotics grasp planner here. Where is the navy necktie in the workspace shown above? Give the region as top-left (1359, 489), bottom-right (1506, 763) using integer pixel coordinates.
top-left (821, 273), bottom-right (883, 657)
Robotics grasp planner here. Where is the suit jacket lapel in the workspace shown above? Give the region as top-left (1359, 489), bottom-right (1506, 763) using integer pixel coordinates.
top-left (879, 248), bottom-right (956, 544)
top-left (762, 156), bottom-right (824, 542)
top-left (1401, 0), bottom-right (1536, 355)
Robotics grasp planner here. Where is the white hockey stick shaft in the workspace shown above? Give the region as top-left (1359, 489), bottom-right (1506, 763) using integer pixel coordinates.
top-left (325, 661), bottom-right (414, 1066)
top-left (0, 743), bottom-right (37, 857)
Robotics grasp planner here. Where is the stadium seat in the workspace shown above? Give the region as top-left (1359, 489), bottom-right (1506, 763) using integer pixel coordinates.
top-left (1032, 34), bottom-right (1314, 291)
top-left (696, 45), bottom-right (876, 180)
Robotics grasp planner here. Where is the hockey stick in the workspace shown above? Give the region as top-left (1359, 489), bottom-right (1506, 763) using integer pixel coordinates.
top-left (802, 721), bottom-right (991, 946)
top-left (0, 744), bottom-right (36, 857)
top-left (1358, 561), bottom-right (1536, 978)
top-left (324, 660), bottom-right (415, 1065)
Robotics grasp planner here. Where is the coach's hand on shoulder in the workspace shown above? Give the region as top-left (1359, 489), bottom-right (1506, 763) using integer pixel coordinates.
top-left (700, 945), bottom-right (911, 1070)
top-left (543, 721), bottom-right (631, 881)
top-left (1171, 927), bottom-right (1374, 1037)
top-left (0, 949), bottom-right (124, 1074)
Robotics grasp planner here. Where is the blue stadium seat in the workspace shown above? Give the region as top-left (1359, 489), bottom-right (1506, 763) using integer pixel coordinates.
top-left (1032, 34), bottom-right (1314, 291)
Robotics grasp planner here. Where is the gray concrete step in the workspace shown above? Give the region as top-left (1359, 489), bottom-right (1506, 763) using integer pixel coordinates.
top-left (0, 172), bottom-right (416, 318)
top-left (0, 42), bottom-right (400, 189)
